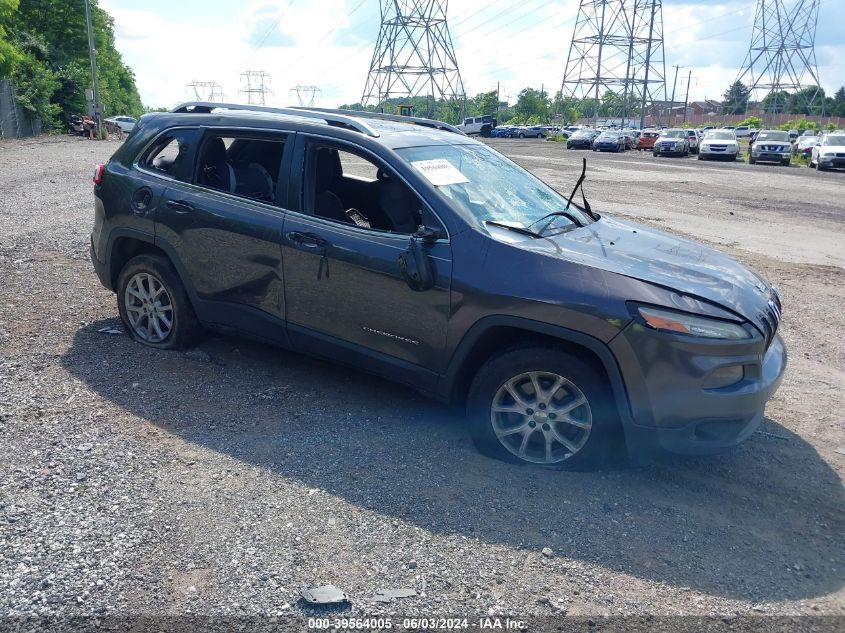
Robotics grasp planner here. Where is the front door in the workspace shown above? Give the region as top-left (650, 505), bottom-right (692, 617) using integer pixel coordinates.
top-left (281, 137), bottom-right (452, 386)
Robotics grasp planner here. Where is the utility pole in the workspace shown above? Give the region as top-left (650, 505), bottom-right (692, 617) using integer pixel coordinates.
top-left (682, 70), bottom-right (692, 124)
top-left (669, 64), bottom-right (682, 126)
top-left (83, 0), bottom-right (102, 139)
top-left (496, 81), bottom-right (500, 122)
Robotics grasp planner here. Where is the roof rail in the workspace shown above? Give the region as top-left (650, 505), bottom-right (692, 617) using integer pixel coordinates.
top-left (293, 107), bottom-right (466, 136)
top-left (169, 102), bottom-right (379, 137)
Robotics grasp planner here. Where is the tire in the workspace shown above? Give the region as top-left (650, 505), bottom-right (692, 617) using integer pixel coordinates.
top-left (698, 153), bottom-right (704, 160)
top-left (116, 254), bottom-right (198, 350)
top-left (518, 133), bottom-right (525, 138)
top-left (467, 346), bottom-right (620, 470)
top-left (653, 150), bottom-right (658, 157)
top-left (749, 157), bottom-right (756, 165)
top-left (782, 159), bottom-right (791, 167)
top-left (567, 144), bottom-right (572, 150)
top-left (538, 134), bottom-right (545, 139)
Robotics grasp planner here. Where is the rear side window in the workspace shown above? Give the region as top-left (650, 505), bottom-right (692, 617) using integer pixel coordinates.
top-left (196, 134), bottom-right (287, 204)
top-left (140, 129), bottom-right (201, 182)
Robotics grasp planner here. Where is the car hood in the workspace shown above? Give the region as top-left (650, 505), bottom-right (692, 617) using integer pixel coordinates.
top-left (517, 217), bottom-right (775, 329)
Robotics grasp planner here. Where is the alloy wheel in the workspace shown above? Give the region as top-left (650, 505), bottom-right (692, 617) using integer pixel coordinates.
top-left (124, 272), bottom-right (174, 343)
top-left (490, 371), bottom-right (592, 464)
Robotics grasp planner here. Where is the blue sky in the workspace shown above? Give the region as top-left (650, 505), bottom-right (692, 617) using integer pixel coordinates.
top-left (101, 0), bottom-right (845, 109)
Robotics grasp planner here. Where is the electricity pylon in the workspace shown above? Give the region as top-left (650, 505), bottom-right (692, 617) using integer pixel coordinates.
top-left (186, 80), bottom-right (225, 102)
top-left (558, 0), bottom-right (666, 128)
top-left (736, 0), bottom-right (822, 116)
top-left (239, 70), bottom-right (273, 105)
top-left (290, 85), bottom-right (322, 107)
top-left (361, 0), bottom-right (465, 118)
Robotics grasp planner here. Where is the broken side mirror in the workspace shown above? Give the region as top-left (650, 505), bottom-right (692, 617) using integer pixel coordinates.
top-left (399, 230), bottom-right (436, 292)
top-left (413, 225), bottom-right (441, 243)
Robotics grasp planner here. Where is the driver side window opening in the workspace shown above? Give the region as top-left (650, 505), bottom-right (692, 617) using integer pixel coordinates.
top-left (305, 143), bottom-right (423, 235)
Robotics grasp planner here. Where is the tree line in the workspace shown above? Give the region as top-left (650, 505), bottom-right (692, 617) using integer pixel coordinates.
top-left (0, 0), bottom-right (143, 130)
top-left (343, 81), bottom-right (845, 127)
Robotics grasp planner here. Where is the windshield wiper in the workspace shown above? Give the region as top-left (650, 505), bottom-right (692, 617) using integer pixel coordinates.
top-left (527, 210), bottom-right (584, 235)
top-left (566, 157), bottom-right (599, 222)
top-left (485, 221), bottom-right (542, 239)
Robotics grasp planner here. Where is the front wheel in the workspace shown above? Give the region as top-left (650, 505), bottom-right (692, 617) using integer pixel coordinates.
top-left (116, 254), bottom-right (198, 350)
top-left (467, 347), bottom-right (620, 470)
top-left (518, 133), bottom-right (525, 138)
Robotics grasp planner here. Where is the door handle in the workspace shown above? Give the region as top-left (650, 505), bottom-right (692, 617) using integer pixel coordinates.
top-left (165, 199), bottom-right (195, 213)
top-left (286, 231), bottom-right (328, 249)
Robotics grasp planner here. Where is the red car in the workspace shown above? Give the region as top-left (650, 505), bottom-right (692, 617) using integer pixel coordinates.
top-left (637, 130), bottom-right (660, 151)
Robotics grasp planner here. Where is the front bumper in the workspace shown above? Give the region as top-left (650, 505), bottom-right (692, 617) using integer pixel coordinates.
top-left (752, 150), bottom-right (791, 163)
top-left (610, 324), bottom-right (787, 457)
top-left (819, 154), bottom-right (845, 168)
top-left (654, 144), bottom-right (686, 155)
top-left (700, 145), bottom-right (738, 159)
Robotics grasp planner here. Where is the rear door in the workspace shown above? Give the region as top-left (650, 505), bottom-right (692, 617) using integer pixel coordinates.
top-left (152, 128), bottom-right (295, 342)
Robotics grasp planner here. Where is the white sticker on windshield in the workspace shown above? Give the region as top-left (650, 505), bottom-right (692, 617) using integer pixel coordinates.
top-left (410, 159), bottom-right (469, 186)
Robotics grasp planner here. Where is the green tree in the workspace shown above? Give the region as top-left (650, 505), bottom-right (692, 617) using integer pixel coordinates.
top-left (722, 80), bottom-right (751, 115)
top-left (513, 87), bottom-right (549, 123)
top-left (7, 0), bottom-right (143, 128)
top-left (0, 0), bottom-right (20, 77)
top-left (831, 86), bottom-right (845, 116)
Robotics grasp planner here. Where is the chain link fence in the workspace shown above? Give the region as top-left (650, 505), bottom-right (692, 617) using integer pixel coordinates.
top-left (0, 79), bottom-right (42, 139)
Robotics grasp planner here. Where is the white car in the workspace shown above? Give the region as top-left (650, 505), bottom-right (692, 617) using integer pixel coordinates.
top-left (105, 116), bottom-right (137, 133)
top-left (810, 132), bottom-right (845, 171)
top-left (698, 129), bottom-right (739, 161)
top-left (457, 115), bottom-right (494, 136)
top-left (685, 129), bottom-right (701, 154)
top-left (734, 125), bottom-right (751, 138)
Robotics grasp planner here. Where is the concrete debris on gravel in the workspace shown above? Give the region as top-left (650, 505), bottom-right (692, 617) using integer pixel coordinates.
top-left (0, 136), bottom-right (843, 625)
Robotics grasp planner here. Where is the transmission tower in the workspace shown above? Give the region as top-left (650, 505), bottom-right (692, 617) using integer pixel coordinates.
top-left (558, 1), bottom-right (666, 128)
top-left (185, 80), bottom-right (225, 102)
top-left (290, 85), bottom-right (322, 107)
top-left (361, 0), bottom-right (465, 118)
top-left (736, 0), bottom-right (822, 116)
top-left (239, 70), bottom-right (273, 105)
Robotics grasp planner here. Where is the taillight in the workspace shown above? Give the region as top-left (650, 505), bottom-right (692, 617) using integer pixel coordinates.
top-left (93, 164), bottom-right (105, 186)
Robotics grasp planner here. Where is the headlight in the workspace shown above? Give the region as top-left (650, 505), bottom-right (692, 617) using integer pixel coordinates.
top-left (636, 306), bottom-right (751, 340)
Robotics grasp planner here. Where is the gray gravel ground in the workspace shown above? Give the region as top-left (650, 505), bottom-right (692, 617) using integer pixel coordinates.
top-left (0, 135), bottom-right (843, 629)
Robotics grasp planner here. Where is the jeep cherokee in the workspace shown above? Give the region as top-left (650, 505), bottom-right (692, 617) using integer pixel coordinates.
top-left (89, 103), bottom-right (787, 469)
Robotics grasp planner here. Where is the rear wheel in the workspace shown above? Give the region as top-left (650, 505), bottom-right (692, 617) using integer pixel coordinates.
top-left (518, 133), bottom-right (525, 138)
top-left (467, 347), bottom-right (620, 470)
top-left (116, 254), bottom-right (198, 350)
top-left (749, 156), bottom-right (756, 164)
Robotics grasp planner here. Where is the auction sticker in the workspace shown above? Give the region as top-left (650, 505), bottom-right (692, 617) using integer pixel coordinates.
top-left (411, 159), bottom-right (470, 186)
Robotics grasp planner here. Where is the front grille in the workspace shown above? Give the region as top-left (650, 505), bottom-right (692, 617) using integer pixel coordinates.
top-left (709, 145), bottom-right (726, 151)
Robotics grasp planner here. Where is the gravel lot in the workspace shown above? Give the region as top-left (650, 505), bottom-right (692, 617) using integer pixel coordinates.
top-left (1, 135), bottom-right (843, 628)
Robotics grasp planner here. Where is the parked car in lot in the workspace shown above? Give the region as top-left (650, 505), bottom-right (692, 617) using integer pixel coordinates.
top-left (90, 102), bottom-right (787, 468)
top-left (698, 129), bottom-right (740, 161)
top-left (457, 115), bottom-right (495, 136)
top-left (653, 129), bottom-right (690, 156)
top-left (104, 115), bottom-right (138, 133)
top-left (788, 129), bottom-right (799, 142)
top-left (685, 129), bottom-right (701, 154)
top-left (794, 135), bottom-right (817, 158)
top-left (566, 128), bottom-right (599, 149)
top-left (621, 130), bottom-right (638, 150)
top-left (748, 130), bottom-right (792, 166)
top-left (810, 132), bottom-right (845, 171)
top-left (592, 131), bottom-right (626, 152)
top-left (491, 126), bottom-right (514, 138)
top-left (509, 125), bottom-right (546, 139)
top-left (734, 125), bottom-right (751, 138)
top-left (637, 130), bottom-right (660, 151)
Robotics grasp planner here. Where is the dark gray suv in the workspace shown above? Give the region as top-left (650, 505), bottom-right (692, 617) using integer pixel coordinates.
top-left (89, 103), bottom-right (786, 469)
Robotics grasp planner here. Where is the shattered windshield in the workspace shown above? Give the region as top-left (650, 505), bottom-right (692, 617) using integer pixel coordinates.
top-left (396, 143), bottom-right (594, 231)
